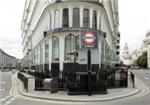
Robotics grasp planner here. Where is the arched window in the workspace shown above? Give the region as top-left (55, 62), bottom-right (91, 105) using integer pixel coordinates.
top-left (101, 40), bottom-right (105, 63)
top-left (65, 34), bottom-right (79, 61)
top-left (83, 9), bottom-right (90, 28)
top-left (40, 44), bottom-right (43, 64)
top-left (73, 8), bottom-right (80, 27)
top-left (62, 8), bottom-right (69, 27)
top-left (92, 11), bottom-right (97, 29)
top-left (52, 36), bottom-right (59, 61)
top-left (54, 10), bottom-right (60, 28)
top-left (45, 40), bottom-right (49, 63)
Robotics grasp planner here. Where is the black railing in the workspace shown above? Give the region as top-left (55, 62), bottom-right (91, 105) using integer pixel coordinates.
top-left (67, 71), bottom-right (107, 95)
top-left (107, 69), bottom-right (128, 88)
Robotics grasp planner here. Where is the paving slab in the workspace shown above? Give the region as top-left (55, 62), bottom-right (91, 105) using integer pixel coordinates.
top-left (11, 74), bottom-right (147, 102)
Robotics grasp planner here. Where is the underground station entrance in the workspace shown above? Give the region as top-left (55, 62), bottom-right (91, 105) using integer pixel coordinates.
top-left (66, 31), bottom-right (107, 95)
top-left (67, 71), bottom-right (107, 95)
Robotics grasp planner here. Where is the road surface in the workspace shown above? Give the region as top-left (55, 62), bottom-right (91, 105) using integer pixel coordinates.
top-left (1, 70), bottom-right (150, 105)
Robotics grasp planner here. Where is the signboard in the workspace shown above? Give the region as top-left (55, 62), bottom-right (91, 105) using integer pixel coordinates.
top-left (80, 31), bottom-right (98, 49)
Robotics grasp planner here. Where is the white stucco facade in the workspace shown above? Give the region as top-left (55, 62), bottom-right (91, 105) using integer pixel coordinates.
top-left (21, 0), bottom-right (120, 76)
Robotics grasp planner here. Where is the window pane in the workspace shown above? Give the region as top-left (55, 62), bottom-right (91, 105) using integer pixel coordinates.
top-left (65, 36), bottom-right (71, 60)
top-left (63, 8), bottom-right (69, 27)
top-left (40, 44), bottom-right (43, 64)
top-left (54, 10), bottom-right (60, 28)
top-left (83, 9), bottom-right (89, 28)
top-left (65, 35), bottom-right (78, 61)
top-left (73, 8), bottom-right (80, 27)
top-left (101, 41), bottom-right (105, 62)
top-left (45, 41), bottom-right (49, 63)
top-left (52, 36), bottom-right (59, 61)
top-left (92, 11), bottom-right (97, 29)
top-left (76, 36), bottom-right (79, 50)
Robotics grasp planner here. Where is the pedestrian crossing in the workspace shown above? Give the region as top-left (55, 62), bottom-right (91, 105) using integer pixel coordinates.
top-left (0, 75), bottom-right (17, 105)
top-left (0, 95), bottom-right (16, 105)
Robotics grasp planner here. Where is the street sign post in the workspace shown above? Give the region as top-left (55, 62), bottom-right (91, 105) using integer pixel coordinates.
top-left (80, 31), bottom-right (98, 96)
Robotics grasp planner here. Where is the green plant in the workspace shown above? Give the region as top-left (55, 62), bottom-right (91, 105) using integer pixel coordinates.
top-left (136, 52), bottom-right (147, 68)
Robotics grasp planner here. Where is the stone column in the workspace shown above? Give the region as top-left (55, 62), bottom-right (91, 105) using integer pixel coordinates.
top-left (59, 35), bottom-right (65, 77)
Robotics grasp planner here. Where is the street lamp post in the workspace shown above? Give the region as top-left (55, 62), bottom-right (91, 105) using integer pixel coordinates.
top-left (87, 49), bottom-right (92, 96)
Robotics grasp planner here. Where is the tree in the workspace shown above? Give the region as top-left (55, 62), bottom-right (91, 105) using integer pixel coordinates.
top-left (136, 52), bottom-right (147, 68)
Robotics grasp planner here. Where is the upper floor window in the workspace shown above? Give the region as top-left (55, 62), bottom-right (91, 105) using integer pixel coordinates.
top-left (83, 9), bottom-right (90, 28)
top-left (54, 10), bottom-right (60, 28)
top-left (73, 8), bottom-right (80, 28)
top-left (92, 11), bottom-right (97, 29)
top-left (63, 8), bottom-right (69, 27)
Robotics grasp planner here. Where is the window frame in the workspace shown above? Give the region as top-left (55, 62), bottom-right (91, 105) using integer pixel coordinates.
top-left (73, 8), bottom-right (80, 28)
top-left (54, 10), bottom-right (60, 28)
top-left (65, 34), bottom-right (79, 61)
top-left (83, 9), bottom-right (90, 28)
top-left (62, 8), bottom-right (69, 27)
top-left (52, 36), bottom-right (59, 61)
top-left (92, 10), bottom-right (97, 29)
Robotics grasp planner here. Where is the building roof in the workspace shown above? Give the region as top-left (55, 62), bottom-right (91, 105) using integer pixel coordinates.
top-left (0, 49), bottom-right (16, 59)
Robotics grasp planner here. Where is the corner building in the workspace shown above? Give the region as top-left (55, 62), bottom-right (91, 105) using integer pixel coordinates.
top-left (21, 0), bottom-right (120, 92)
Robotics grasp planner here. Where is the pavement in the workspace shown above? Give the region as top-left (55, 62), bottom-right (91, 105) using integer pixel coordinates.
top-left (11, 72), bottom-right (149, 102)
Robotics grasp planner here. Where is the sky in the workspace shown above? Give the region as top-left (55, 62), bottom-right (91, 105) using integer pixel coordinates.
top-left (118, 0), bottom-right (150, 53)
top-left (0, 0), bottom-right (25, 59)
top-left (0, 0), bottom-right (150, 59)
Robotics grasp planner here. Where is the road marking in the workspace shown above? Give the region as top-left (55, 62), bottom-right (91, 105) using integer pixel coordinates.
top-left (0, 88), bottom-right (5, 91)
top-left (0, 95), bottom-right (16, 105)
top-left (144, 77), bottom-right (149, 80)
top-left (0, 95), bottom-right (12, 102)
top-left (2, 97), bottom-right (16, 105)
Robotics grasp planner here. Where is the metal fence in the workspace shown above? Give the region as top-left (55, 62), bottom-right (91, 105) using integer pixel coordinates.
top-left (107, 69), bottom-right (128, 88)
top-left (67, 70), bottom-right (107, 95)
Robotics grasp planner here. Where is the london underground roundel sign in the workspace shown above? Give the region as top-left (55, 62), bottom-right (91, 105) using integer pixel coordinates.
top-left (83, 32), bottom-right (96, 45)
top-left (81, 31), bottom-right (98, 49)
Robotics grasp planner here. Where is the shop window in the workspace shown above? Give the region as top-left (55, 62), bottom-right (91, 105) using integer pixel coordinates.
top-left (45, 40), bottom-right (49, 63)
top-left (40, 44), bottom-right (43, 64)
top-left (54, 10), bottom-right (60, 28)
top-left (52, 36), bottom-right (59, 61)
top-left (76, 35), bottom-right (79, 50)
top-left (65, 34), bottom-right (78, 61)
top-left (83, 9), bottom-right (90, 28)
top-left (62, 8), bottom-right (69, 27)
top-left (35, 48), bottom-right (38, 64)
top-left (92, 11), bottom-right (97, 29)
top-left (101, 40), bottom-right (105, 62)
top-left (33, 50), bottom-right (35, 65)
top-left (73, 8), bottom-right (80, 27)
